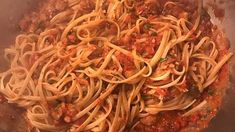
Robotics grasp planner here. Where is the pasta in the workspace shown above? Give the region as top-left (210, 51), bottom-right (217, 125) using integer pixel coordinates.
top-left (0, 0), bottom-right (232, 131)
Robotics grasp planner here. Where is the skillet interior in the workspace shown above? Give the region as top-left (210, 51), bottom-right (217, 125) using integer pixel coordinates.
top-left (0, 0), bottom-right (234, 132)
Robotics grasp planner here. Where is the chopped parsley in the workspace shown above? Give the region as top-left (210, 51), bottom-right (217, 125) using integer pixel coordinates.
top-left (143, 23), bottom-right (152, 30)
top-left (159, 57), bottom-right (168, 63)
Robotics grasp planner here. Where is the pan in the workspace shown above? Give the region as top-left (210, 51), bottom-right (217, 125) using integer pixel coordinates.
top-left (0, 0), bottom-right (234, 132)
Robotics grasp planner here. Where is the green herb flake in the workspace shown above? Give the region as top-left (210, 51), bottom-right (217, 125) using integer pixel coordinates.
top-left (144, 23), bottom-right (152, 30)
top-left (159, 58), bottom-right (168, 63)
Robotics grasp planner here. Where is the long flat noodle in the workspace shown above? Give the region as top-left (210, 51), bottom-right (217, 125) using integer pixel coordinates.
top-left (128, 79), bottom-right (146, 108)
top-left (202, 75), bottom-right (218, 89)
top-left (76, 78), bottom-right (95, 107)
top-left (84, 97), bottom-right (113, 130)
top-left (76, 105), bottom-right (101, 131)
top-left (110, 90), bottom-right (122, 132)
top-left (192, 54), bottom-right (217, 66)
top-left (85, 49), bottom-right (115, 77)
top-left (35, 57), bottom-right (54, 103)
top-left (72, 84), bottom-right (117, 120)
top-left (172, 66), bottom-right (186, 76)
top-left (194, 37), bottom-right (210, 52)
top-left (131, 50), bottom-right (153, 77)
top-left (27, 105), bottom-right (67, 130)
top-left (182, 44), bottom-right (190, 71)
top-left (183, 100), bottom-right (207, 117)
top-left (61, 12), bottom-right (100, 39)
top-left (0, 0), bottom-right (233, 131)
top-left (147, 75), bottom-right (183, 89)
top-left (145, 98), bottom-right (196, 114)
top-left (50, 10), bottom-right (73, 24)
top-left (207, 53), bottom-right (233, 81)
top-left (13, 50), bottom-right (56, 99)
top-left (150, 70), bottom-right (171, 81)
top-left (100, 67), bottom-right (146, 84)
top-left (104, 39), bottom-right (131, 55)
top-left (150, 30), bottom-right (170, 67)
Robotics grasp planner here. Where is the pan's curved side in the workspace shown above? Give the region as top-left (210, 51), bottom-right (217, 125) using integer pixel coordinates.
top-left (204, 1), bottom-right (235, 132)
top-left (0, 0), bottom-right (234, 132)
top-left (0, 0), bottom-right (40, 132)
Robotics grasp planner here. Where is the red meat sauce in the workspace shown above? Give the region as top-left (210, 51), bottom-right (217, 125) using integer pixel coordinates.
top-left (19, 0), bottom-right (68, 33)
top-left (132, 83), bottom-right (225, 132)
top-left (206, 1), bottom-right (225, 21)
top-left (124, 0), bottom-right (223, 131)
top-left (0, 94), bottom-right (6, 104)
top-left (17, 0), bottom-right (227, 131)
top-left (132, 111), bottom-right (197, 132)
top-left (115, 0), bottom-right (213, 72)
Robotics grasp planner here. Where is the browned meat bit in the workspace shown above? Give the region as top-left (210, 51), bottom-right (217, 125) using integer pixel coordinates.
top-left (55, 0), bottom-right (68, 11)
top-left (19, 12), bottom-right (46, 33)
top-left (19, 19), bottom-right (30, 31)
top-left (0, 94), bottom-right (6, 103)
top-left (199, 9), bottom-right (213, 36)
top-left (19, 0), bottom-right (68, 33)
top-left (76, 0), bottom-right (95, 13)
top-left (133, 111), bottom-right (190, 132)
top-left (98, 21), bottom-right (118, 36)
top-left (135, 0), bottom-right (162, 17)
top-left (117, 30), bottom-right (162, 58)
top-left (51, 102), bottom-right (78, 123)
top-left (120, 12), bottom-right (138, 27)
top-left (116, 53), bottom-right (135, 72)
top-left (45, 0), bottom-right (68, 19)
top-left (62, 31), bottom-right (80, 46)
top-left (88, 47), bottom-right (104, 60)
top-left (163, 2), bottom-right (187, 19)
top-left (133, 33), bottom-right (162, 58)
top-left (140, 115), bottom-right (157, 126)
top-left (116, 35), bottom-right (134, 50)
top-left (161, 0), bottom-right (200, 21)
top-left (74, 114), bottom-right (89, 127)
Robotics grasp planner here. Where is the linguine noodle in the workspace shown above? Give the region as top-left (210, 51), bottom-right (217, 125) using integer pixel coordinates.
top-left (0, 0), bottom-right (232, 131)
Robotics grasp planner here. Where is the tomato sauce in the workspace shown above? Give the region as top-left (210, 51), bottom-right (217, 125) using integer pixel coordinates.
top-left (130, 0), bottom-right (229, 131)
top-left (117, 53), bottom-right (135, 71)
top-left (0, 94), bottom-right (6, 104)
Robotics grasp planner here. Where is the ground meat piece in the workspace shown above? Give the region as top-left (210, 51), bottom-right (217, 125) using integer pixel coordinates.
top-left (133, 112), bottom-right (190, 132)
top-left (140, 115), bottom-right (157, 126)
top-left (163, 3), bottom-right (185, 17)
top-left (78, 0), bottom-right (95, 13)
top-left (98, 21), bottom-right (118, 36)
top-left (0, 94), bottom-right (6, 103)
top-left (135, 0), bottom-right (162, 17)
top-left (19, 19), bottom-right (30, 31)
top-left (19, 0), bottom-right (69, 33)
top-left (55, 0), bottom-right (67, 11)
top-left (133, 34), bottom-right (162, 58)
top-left (74, 114), bottom-right (88, 126)
top-left (51, 103), bottom-right (78, 123)
top-left (116, 53), bottom-right (135, 72)
top-left (88, 47), bottom-right (103, 59)
top-left (199, 9), bottom-right (213, 36)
